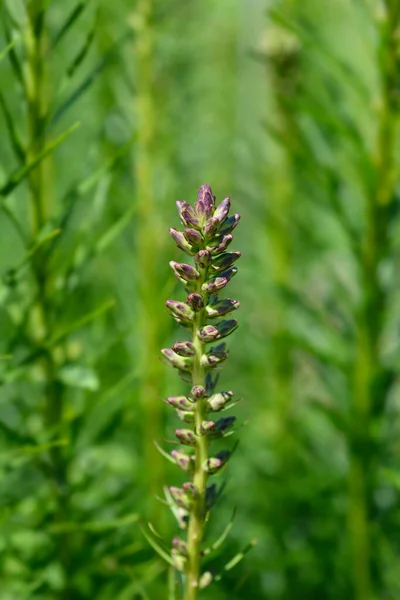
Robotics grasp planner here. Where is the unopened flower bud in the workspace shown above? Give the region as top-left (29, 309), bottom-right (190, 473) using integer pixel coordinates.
top-left (195, 184), bottom-right (214, 221)
top-left (173, 341), bottom-right (196, 356)
top-left (170, 488), bottom-right (192, 510)
top-left (209, 234), bottom-right (233, 255)
top-left (166, 300), bottom-right (194, 323)
top-left (203, 217), bottom-right (220, 238)
top-left (172, 549), bottom-right (187, 571)
top-left (184, 227), bottom-right (203, 246)
top-left (194, 249), bottom-right (212, 268)
top-left (190, 385), bottom-right (206, 400)
top-left (198, 325), bottom-right (220, 343)
top-left (170, 261), bottom-right (200, 282)
top-left (161, 348), bottom-right (193, 371)
top-left (219, 213), bottom-right (240, 235)
top-left (200, 420), bottom-right (216, 435)
top-left (167, 395), bottom-right (193, 410)
top-left (176, 201), bottom-right (200, 229)
top-left (201, 277), bottom-right (228, 294)
top-left (199, 571), bottom-right (213, 589)
top-left (186, 292), bottom-right (204, 311)
top-left (175, 428), bottom-right (197, 446)
top-left (177, 410), bottom-right (195, 424)
top-left (171, 450), bottom-right (193, 472)
top-left (213, 197), bottom-right (230, 223)
top-left (182, 482), bottom-right (197, 495)
top-left (206, 298), bottom-right (240, 318)
top-left (169, 228), bottom-right (195, 255)
top-left (206, 391), bottom-right (233, 412)
top-left (211, 251), bottom-right (241, 271)
top-left (205, 450), bottom-right (230, 474)
top-left (172, 537), bottom-right (188, 556)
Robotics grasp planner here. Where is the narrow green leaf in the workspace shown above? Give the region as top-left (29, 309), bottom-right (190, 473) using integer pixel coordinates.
top-left (140, 524), bottom-right (175, 567)
top-left (49, 2), bottom-right (86, 51)
top-left (154, 441), bottom-right (175, 465)
top-left (66, 14), bottom-right (97, 78)
top-left (0, 122), bottom-right (80, 198)
top-left (168, 566), bottom-right (178, 600)
top-left (2, 14), bottom-right (24, 86)
top-left (0, 34), bottom-right (18, 63)
top-left (203, 508), bottom-right (236, 556)
top-left (48, 297), bottom-right (115, 346)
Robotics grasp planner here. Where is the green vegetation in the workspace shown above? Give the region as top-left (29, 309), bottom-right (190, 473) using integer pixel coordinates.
top-left (1, 1), bottom-right (400, 599)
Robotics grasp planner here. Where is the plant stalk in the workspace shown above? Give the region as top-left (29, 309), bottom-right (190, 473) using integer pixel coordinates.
top-left (184, 269), bottom-right (209, 600)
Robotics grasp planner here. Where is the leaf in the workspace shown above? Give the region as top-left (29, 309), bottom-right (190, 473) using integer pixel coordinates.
top-left (58, 365), bottom-right (99, 391)
top-left (140, 524), bottom-right (175, 567)
top-left (0, 122), bottom-right (80, 198)
top-left (4, 0), bottom-right (27, 27)
top-left (0, 34), bottom-right (19, 63)
top-left (203, 508), bottom-right (236, 556)
top-left (48, 298), bottom-right (115, 346)
top-left (48, 512), bottom-right (139, 533)
top-left (49, 2), bottom-right (86, 51)
top-left (220, 539), bottom-right (258, 574)
top-left (168, 566), bottom-right (178, 600)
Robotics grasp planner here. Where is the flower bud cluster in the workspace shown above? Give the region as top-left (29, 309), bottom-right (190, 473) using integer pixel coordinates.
top-left (161, 184), bottom-right (241, 583)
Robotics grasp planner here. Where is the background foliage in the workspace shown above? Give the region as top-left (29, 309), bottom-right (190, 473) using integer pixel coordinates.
top-left (1, 0), bottom-right (400, 599)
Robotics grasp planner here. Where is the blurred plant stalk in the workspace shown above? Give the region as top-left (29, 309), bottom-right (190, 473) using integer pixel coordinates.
top-left (349, 3), bottom-right (400, 599)
top-left (132, 0), bottom-right (165, 510)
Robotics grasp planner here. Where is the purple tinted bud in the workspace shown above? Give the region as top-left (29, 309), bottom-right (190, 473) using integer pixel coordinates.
top-left (205, 450), bottom-right (230, 474)
top-left (176, 201), bottom-right (200, 229)
top-left (206, 391), bottom-right (233, 412)
top-left (170, 487), bottom-right (192, 509)
top-left (161, 348), bottom-right (193, 371)
top-left (172, 537), bottom-right (188, 556)
top-left (198, 325), bottom-right (220, 343)
top-left (176, 507), bottom-right (189, 529)
top-left (213, 197), bottom-right (230, 223)
top-left (171, 450), bottom-right (193, 472)
top-left (211, 251), bottom-right (241, 271)
top-left (209, 234), bottom-right (233, 255)
top-left (169, 228), bottom-right (195, 255)
top-left (173, 341), bottom-right (196, 356)
top-left (195, 184), bottom-right (215, 221)
top-left (200, 420), bottom-right (215, 435)
top-left (184, 227), bottom-right (203, 246)
top-left (175, 428), bottom-right (197, 446)
top-left (166, 300), bottom-right (194, 323)
top-left (194, 249), bottom-right (212, 269)
top-left (206, 298), bottom-right (240, 318)
top-left (190, 385), bottom-right (206, 400)
top-left (167, 395), bottom-right (193, 410)
top-left (170, 261), bottom-right (200, 282)
top-left (219, 213), bottom-right (240, 235)
top-left (186, 293), bottom-right (204, 311)
top-left (201, 277), bottom-right (228, 295)
top-left (182, 482), bottom-right (197, 495)
top-left (203, 217), bottom-right (220, 238)
top-left (201, 348), bottom-right (229, 368)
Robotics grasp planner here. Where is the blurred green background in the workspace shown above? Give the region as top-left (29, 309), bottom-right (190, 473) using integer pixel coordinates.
top-left (1, 0), bottom-right (400, 598)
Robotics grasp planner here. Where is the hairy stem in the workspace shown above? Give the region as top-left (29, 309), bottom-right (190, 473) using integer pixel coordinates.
top-left (185, 269), bottom-right (209, 600)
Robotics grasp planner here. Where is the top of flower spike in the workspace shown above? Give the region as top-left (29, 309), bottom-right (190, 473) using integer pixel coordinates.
top-left (195, 184), bottom-right (215, 223)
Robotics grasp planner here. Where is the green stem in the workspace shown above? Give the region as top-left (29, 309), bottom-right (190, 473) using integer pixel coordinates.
top-left (184, 270), bottom-right (209, 600)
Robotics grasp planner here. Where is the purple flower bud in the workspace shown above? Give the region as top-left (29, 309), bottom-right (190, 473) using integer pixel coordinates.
top-left (182, 482), bottom-right (197, 495)
top-left (176, 201), bottom-right (200, 229)
top-left (201, 277), bottom-right (228, 295)
top-left (184, 227), bottom-right (203, 246)
top-left (200, 420), bottom-right (216, 435)
top-left (170, 488), bottom-right (192, 509)
top-left (167, 395), bottom-right (193, 410)
top-left (169, 228), bottom-right (195, 255)
top-left (172, 537), bottom-right (188, 556)
top-left (161, 348), bottom-right (193, 371)
top-left (171, 450), bottom-right (194, 472)
top-left (195, 184), bottom-right (215, 221)
top-left (211, 251), bottom-right (241, 271)
top-left (186, 293), bottom-right (204, 311)
top-left (209, 234), bottom-right (233, 255)
top-left (194, 249), bottom-right (212, 269)
top-left (206, 391), bottom-right (233, 412)
top-left (190, 385), bottom-right (206, 400)
top-left (203, 217), bottom-right (220, 238)
top-left (172, 341), bottom-right (196, 356)
top-left (177, 409), bottom-right (195, 424)
top-left (205, 450), bottom-right (230, 474)
top-left (170, 261), bottom-right (200, 282)
top-left (213, 197), bottom-right (230, 223)
top-left (219, 213), bottom-right (240, 235)
top-left (206, 298), bottom-right (240, 318)
top-left (205, 483), bottom-right (218, 510)
top-left (166, 300), bottom-right (194, 323)
top-left (175, 428), bottom-right (197, 446)
top-left (197, 325), bottom-right (220, 343)
top-left (201, 347), bottom-right (229, 368)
